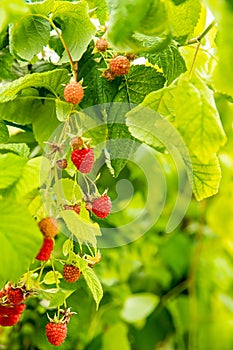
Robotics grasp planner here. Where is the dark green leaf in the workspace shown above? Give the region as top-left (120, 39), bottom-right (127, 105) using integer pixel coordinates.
top-left (0, 120), bottom-right (9, 143)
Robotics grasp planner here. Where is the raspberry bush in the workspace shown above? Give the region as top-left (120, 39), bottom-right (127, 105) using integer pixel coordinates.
top-left (0, 0), bottom-right (233, 349)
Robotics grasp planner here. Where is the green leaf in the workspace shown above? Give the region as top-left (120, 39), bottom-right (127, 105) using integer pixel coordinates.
top-left (49, 289), bottom-right (75, 308)
top-left (0, 69), bottom-right (69, 103)
top-left (78, 46), bottom-right (120, 108)
top-left (0, 143), bottom-right (30, 157)
top-left (190, 154), bottom-right (222, 201)
top-left (32, 99), bottom-right (61, 146)
top-left (5, 157), bottom-right (46, 200)
top-left (107, 0), bottom-right (153, 46)
top-left (146, 43), bottom-right (187, 85)
top-left (174, 77), bottom-right (226, 163)
top-left (166, 0), bottom-right (201, 39)
top-left (29, 0), bottom-right (55, 15)
top-left (140, 86), bottom-right (176, 121)
top-left (138, 0), bottom-right (168, 36)
top-left (43, 271), bottom-right (62, 285)
top-left (55, 99), bottom-right (73, 122)
top-left (107, 66), bottom-right (165, 176)
top-left (102, 323), bottom-right (130, 350)
top-left (53, 178), bottom-right (83, 203)
top-left (62, 238), bottom-right (73, 257)
top-left (0, 120), bottom-right (9, 143)
top-left (0, 48), bottom-right (16, 82)
top-left (82, 266), bottom-right (103, 309)
top-left (212, 3), bottom-right (233, 97)
top-left (0, 153), bottom-right (27, 189)
top-left (61, 209), bottom-right (101, 247)
top-left (114, 65), bottom-right (166, 105)
top-left (11, 15), bottom-right (51, 61)
top-left (121, 293), bottom-right (159, 323)
top-left (0, 199), bottom-right (42, 288)
top-left (91, 0), bottom-right (107, 25)
top-left (0, 0), bottom-right (29, 33)
top-left (52, 1), bottom-right (96, 63)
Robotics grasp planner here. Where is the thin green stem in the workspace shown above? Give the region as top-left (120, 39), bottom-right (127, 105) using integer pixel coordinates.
top-left (180, 20), bottom-right (216, 47)
top-left (49, 18), bottom-right (77, 81)
top-left (188, 41), bottom-right (201, 79)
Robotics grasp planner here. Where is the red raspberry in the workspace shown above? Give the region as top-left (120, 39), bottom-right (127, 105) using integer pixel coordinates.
top-left (57, 159), bottom-right (68, 169)
top-left (46, 322), bottom-right (67, 346)
top-left (36, 238), bottom-right (54, 261)
top-left (95, 38), bottom-right (108, 52)
top-left (71, 148), bottom-right (94, 173)
top-left (64, 82), bottom-right (84, 105)
top-left (0, 303), bottom-right (26, 316)
top-left (109, 56), bottom-right (130, 76)
top-left (90, 195), bottom-right (112, 219)
top-left (0, 313), bottom-right (21, 326)
top-left (38, 217), bottom-right (58, 238)
top-left (7, 286), bottom-right (24, 305)
top-left (63, 265), bottom-right (81, 283)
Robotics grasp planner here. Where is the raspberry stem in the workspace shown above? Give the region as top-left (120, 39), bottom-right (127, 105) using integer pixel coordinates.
top-left (49, 19), bottom-right (78, 82)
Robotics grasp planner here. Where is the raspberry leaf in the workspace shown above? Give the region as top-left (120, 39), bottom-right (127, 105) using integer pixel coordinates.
top-left (51, 1), bottom-right (96, 63)
top-left (145, 43), bottom-right (187, 85)
top-left (48, 289), bottom-right (75, 308)
top-left (43, 271), bottom-right (63, 285)
top-left (82, 267), bottom-right (103, 310)
top-left (61, 209), bottom-right (101, 247)
top-left (107, 66), bottom-right (165, 177)
top-left (0, 200), bottom-right (42, 288)
top-left (0, 69), bottom-right (69, 103)
top-left (11, 15), bottom-right (51, 61)
top-left (0, 120), bottom-right (9, 143)
top-left (0, 153), bottom-right (27, 189)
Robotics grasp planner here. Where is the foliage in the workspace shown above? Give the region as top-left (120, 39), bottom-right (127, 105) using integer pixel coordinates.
top-left (0, 0), bottom-right (233, 349)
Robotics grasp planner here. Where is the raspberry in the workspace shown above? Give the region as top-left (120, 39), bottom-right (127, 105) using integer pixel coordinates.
top-left (63, 265), bottom-right (81, 283)
top-left (57, 159), bottom-right (68, 169)
top-left (71, 148), bottom-right (94, 173)
top-left (0, 303), bottom-right (25, 316)
top-left (109, 56), bottom-right (130, 76)
top-left (0, 313), bottom-right (21, 327)
top-left (7, 286), bottom-right (24, 305)
top-left (46, 322), bottom-right (67, 346)
top-left (89, 195), bottom-right (112, 219)
top-left (64, 82), bottom-right (84, 105)
top-left (39, 217), bottom-right (58, 238)
top-left (36, 238), bottom-right (54, 261)
top-left (95, 38), bottom-right (108, 52)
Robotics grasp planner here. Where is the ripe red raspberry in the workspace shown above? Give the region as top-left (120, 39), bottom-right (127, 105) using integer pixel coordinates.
top-left (7, 287), bottom-right (24, 305)
top-left (90, 195), bottom-right (112, 219)
top-left (39, 217), bottom-right (58, 238)
top-left (109, 56), bottom-right (130, 76)
top-left (36, 238), bottom-right (54, 261)
top-left (64, 82), bottom-right (84, 105)
top-left (0, 313), bottom-right (21, 327)
top-left (95, 38), bottom-right (108, 52)
top-left (63, 265), bottom-right (81, 283)
top-left (57, 159), bottom-right (68, 169)
top-left (0, 303), bottom-right (26, 316)
top-left (71, 148), bottom-right (94, 173)
top-left (46, 322), bottom-right (67, 346)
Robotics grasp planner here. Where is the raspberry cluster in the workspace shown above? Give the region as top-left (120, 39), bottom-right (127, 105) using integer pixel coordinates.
top-left (0, 285), bottom-right (26, 327)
